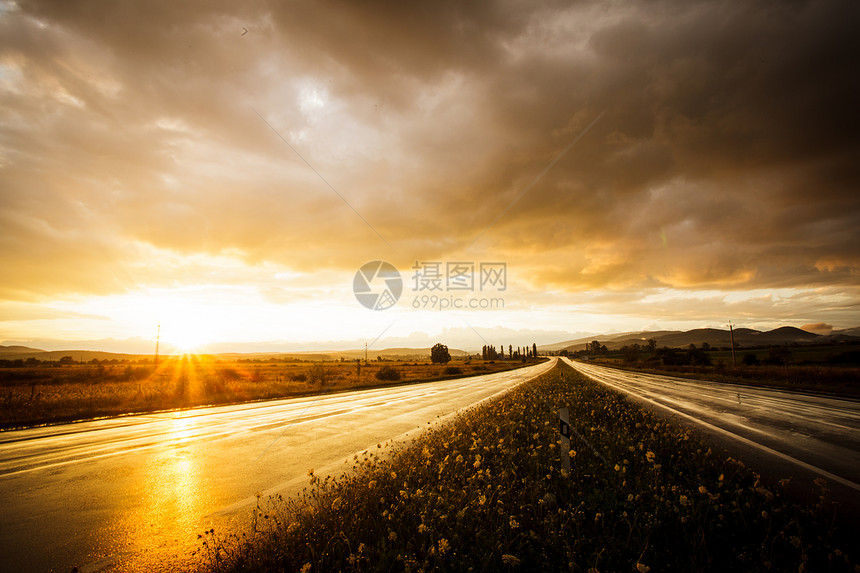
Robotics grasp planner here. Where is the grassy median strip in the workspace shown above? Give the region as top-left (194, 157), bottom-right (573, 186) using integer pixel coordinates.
top-left (197, 361), bottom-right (855, 572)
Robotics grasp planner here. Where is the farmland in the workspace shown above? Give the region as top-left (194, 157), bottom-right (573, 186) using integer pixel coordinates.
top-left (0, 356), bottom-right (538, 430)
top-left (567, 343), bottom-right (860, 398)
top-left (195, 361), bottom-right (856, 572)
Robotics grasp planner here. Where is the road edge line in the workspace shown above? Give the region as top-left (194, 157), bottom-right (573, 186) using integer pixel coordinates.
top-left (565, 359), bottom-right (860, 492)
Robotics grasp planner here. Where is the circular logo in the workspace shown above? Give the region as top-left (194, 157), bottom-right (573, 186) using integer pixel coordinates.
top-left (353, 261), bottom-right (402, 310)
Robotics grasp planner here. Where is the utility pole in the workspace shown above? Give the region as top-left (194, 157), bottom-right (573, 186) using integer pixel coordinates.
top-left (728, 321), bottom-right (736, 367)
top-left (155, 324), bottom-right (160, 368)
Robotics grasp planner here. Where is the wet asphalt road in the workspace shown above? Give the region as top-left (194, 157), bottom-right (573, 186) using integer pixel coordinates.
top-left (563, 358), bottom-right (860, 516)
top-left (0, 359), bottom-right (555, 573)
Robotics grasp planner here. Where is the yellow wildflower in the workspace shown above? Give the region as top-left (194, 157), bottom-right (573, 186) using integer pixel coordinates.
top-left (438, 538), bottom-right (449, 554)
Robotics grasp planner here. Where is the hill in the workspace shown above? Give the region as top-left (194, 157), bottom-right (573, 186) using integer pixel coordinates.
top-left (539, 331), bottom-right (680, 352)
top-left (0, 345), bottom-right (47, 355)
top-left (543, 326), bottom-right (858, 353)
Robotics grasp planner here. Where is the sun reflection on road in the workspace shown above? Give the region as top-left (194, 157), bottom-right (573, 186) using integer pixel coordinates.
top-left (112, 416), bottom-right (217, 572)
top-left (168, 414), bottom-right (196, 444)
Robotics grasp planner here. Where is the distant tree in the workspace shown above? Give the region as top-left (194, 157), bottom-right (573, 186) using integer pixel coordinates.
top-left (533, 343), bottom-right (538, 358)
top-left (59, 356), bottom-right (74, 365)
top-left (647, 338), bottom-right (658, 353)
top-left (509, 344), bottom-right (513, 358)
top-left (701, 342), bottom-right (711, 352)
top-left (431, 343), bottom-right (451, 364)
top-left (687, 344), bottom-right (712, 366)
top-left (742, 353), bottom-right (760, 366)
top-left (559, 349), bottom-right (570, 357)
top-left (656, 347), bottom-right (684, 366)
top-left (623, 344), bottom-right (641, 363)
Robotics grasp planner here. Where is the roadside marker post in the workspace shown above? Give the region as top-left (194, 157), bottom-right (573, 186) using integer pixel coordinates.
top-left (559, 407), bottom-right (571, 474)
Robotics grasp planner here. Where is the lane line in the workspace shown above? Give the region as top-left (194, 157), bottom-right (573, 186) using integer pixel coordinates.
top-left (566, 360), bottom-right (860, 492)
top-left (207, 363), bottom-right (551, 517)
top-left (1, 362), bottom-right (555, 478)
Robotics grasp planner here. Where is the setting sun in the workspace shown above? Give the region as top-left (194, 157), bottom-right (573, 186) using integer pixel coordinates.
top-left (161, 322), bottom-right (212, 354)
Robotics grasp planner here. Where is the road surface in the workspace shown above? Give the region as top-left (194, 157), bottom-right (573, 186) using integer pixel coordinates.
top-left (0, 359), bottom-right (555, 573)
top-left (563, 358), bottom-right (860, 514)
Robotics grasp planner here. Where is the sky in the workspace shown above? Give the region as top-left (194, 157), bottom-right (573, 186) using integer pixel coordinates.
top-left (1, 0), bottom-right (858, 354)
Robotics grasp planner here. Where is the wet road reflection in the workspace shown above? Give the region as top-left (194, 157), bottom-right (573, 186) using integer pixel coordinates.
top-left (564, 358), bottom-right (860, 491)
top-left (0, 360), bottom-right (555, 572)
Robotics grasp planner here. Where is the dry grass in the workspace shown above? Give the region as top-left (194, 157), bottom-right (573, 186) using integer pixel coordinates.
top-left (0, 356), bottom-right (539, 429)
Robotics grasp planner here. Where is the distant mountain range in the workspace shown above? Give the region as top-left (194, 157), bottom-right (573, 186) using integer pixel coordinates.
top-left (3, 326), bottom-right (858, 361)
top-left (0, 346), bottom-right (153, 362)
top-left (539, 326), bottom-right (860, 353)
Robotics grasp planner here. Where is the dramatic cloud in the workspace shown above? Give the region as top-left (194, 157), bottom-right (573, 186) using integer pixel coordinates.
top-left (801, 323), bottom-right (833, 335)
top-left (1, 0), bottom-right (858, 347)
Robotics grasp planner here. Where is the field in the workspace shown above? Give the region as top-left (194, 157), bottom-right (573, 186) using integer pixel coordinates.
top-left (196, 361), bottom-right (856, 572)
top-left (0, 356), bottom-right (537, 430)
top-left (587, 357), bottom-right (860, 399)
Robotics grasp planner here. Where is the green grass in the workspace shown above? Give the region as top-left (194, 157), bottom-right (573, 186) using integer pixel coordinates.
top-left (196, 361), bottom-right (855, 572)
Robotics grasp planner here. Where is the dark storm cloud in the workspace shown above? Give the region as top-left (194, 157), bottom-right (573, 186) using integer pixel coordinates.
top-left (1, 0), bottom-right (858, 310)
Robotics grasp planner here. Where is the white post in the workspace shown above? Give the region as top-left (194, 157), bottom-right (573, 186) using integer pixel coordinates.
top-left (559, 407), bottom-right (571, 475)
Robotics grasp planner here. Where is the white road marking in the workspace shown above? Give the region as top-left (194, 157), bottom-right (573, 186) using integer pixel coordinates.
top-left (564, 358), bottom-right (860, 492)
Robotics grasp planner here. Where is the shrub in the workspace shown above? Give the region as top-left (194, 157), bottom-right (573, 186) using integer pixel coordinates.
top-left (307, 363), bottom-right (331, 385)
top-left (375, 365), bottom-right (401, 381)
top-left (443, 366), bottom-right (462, 375)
